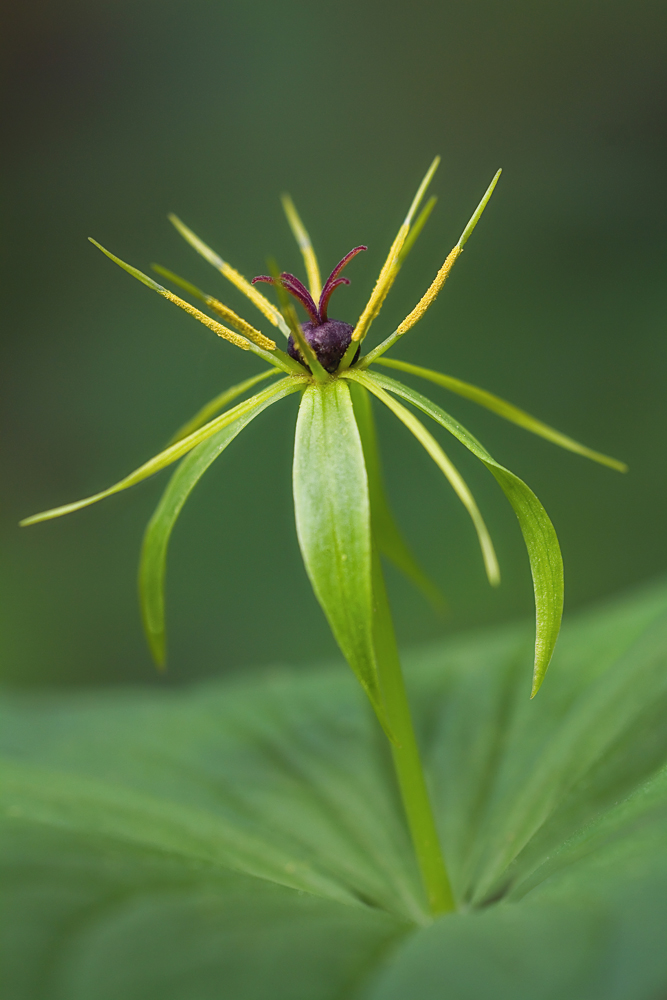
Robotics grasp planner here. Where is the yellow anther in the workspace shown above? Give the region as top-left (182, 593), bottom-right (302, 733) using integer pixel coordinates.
top-left (352, 223), bottom-right (408, 343)
top-left (161, 291), bottom-right (251, 350)
top-left (396, 245), bottom-right (462, 336)
top-left (350, 158), bottom-right (441, 346)
top-left (205, 297), bottom-right (276, 350)
top-left (168, 214), bottom-right (288, 334)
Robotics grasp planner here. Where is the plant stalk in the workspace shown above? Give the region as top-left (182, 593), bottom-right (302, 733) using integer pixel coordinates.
top-left (371, 546), bottom-right (455, 915)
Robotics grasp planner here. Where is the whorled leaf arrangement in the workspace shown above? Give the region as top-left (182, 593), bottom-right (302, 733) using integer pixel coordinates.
top-left (21, 158), bottom-right (626, 914)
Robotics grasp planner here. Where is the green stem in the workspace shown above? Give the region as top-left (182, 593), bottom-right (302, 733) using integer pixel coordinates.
top-left (371, 546), bottom-right (455, 915)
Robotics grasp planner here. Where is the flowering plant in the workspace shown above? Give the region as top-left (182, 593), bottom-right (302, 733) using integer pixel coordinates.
top-left (21, 159), bottom-right (624, 915)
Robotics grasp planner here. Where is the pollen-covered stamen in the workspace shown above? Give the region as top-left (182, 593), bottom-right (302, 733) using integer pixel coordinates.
top-left (318, 246), bottom-right (367, 321)
top-left (252, 273), bottom-right (320, 324)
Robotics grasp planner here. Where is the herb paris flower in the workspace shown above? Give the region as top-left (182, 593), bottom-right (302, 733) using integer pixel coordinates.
top-left (21, 158), bottom-right (626, 915)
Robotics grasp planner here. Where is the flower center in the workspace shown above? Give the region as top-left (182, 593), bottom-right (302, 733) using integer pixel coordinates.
top-left (252, 245), bottom-right (366, 372)
top-left (287, 319), bottom-right (359, 373)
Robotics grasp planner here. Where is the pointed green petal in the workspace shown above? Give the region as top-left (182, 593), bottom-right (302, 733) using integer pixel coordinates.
top-left (281, 194), bottom-right (322, 302)
top-left (345, 373), bottom-right (499, 588)
top-left (167, 369), bottom-right (278, 445)
top-left (397, 196), bottom-right (438, 266)
top-left (404, 156), bottom-right (440, 227)
top-left (374, 358), bottom-right (627, 472)
top-left (457, 169), bottom-right (501, 247)
top-left (349, 380), bottom-right (447, 613)
top-left (140, 376), bottom-right (304, 667)
top-left (20, 377), bottom-right (307, 527)
top-left (293, 381), bottom-right (395, 740)
top-left (350, 370), bottom-right (563, 696)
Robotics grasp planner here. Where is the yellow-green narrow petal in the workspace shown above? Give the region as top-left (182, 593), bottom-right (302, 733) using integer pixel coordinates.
top-left (20, 378), bottom-right (307, 527)
top-left (140, 376), bottom-right (305, 667)
top-left (345, 368), bottom-right (563, 697)
top-left (373, 357), bottom-right (627, 472)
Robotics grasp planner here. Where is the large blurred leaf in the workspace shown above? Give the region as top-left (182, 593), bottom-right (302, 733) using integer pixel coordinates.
top-left (2, 579), bottom-right (667, 999)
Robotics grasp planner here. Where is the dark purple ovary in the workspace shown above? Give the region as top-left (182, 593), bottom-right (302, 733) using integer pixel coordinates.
top-left (288, 320), bottom-right (358, 373)
top-left (252, 244), bottom-right (366, 373)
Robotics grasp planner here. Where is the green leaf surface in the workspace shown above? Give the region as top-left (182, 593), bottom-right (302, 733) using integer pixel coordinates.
top-left (2, 579), bottom-right (667, 999)
top-left (349, 368), bottom-right (563, 695)
top-left (293, 381), bottom-right (390, 735)
top-left (373, 357), bottom-right (627, 472)
top-left (348, 380), bottom-right (446, 613)
top-left (140, 376), bottom-right (304, 665)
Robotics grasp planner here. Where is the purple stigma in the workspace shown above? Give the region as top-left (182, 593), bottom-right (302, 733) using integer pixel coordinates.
top-left (252, 272), bottom-right (320, 324)
top-left (252, 245), bottom-right (367, 326)
top-left (319, 246), bottom-right (367, 320)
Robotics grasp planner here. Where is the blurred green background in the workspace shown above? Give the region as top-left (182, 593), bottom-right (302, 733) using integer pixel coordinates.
top-left (2, 0), bottom-right (666, 688)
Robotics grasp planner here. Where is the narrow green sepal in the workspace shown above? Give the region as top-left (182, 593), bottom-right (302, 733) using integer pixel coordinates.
top-left (89, 239), bottom-right (166, 291)
top-left (349, 369), bottom-right (564, 695)
top-left (373, 357), bottom-right (627, 472)
top-left (293, 381), bottom-right (396, 741)
top-left (151, 264), bottom-right (208, 302)
top-left (457, 169), bottom-right (501, 247)
top-left (398, 196), bottom-right (438, 266)
top-left (140, 377), bottom-right (305, 667)
top-left (349, 380), bottom-right (447, 613)
top-left (20, 377), bottom-right (307, 527)
top-left (167, 369), bottom-right (278, 446)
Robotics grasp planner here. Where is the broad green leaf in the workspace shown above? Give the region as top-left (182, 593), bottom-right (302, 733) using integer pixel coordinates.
top-left (140, 376), bottom-right (304, 666)
top-left (2, 580), bottom-right (667, 999)
top-left (167, 369), bottom-right (277, 445)
top-left (366, 868), bottom-right (667, 1000)
top-left (348, 380), bottom-right (446, 612)
top-left (2, 820), bottom-right (404, 1000)
top-left (349, 368), bottom-right (563, 696)
top-left (373, 356), bottom-right (627, 472)
top-left (20, 377), bottom-right (306, 527)
top-left (422, 579), bottom-right (667, 907)
top-left (344, 370), bottom-right (500, 588)
top-left (293, 380), bottom-right (392, 738)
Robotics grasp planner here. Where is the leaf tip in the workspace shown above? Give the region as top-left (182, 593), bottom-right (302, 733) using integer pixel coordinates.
top-left (148, 634), bottom-right (166, 671)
